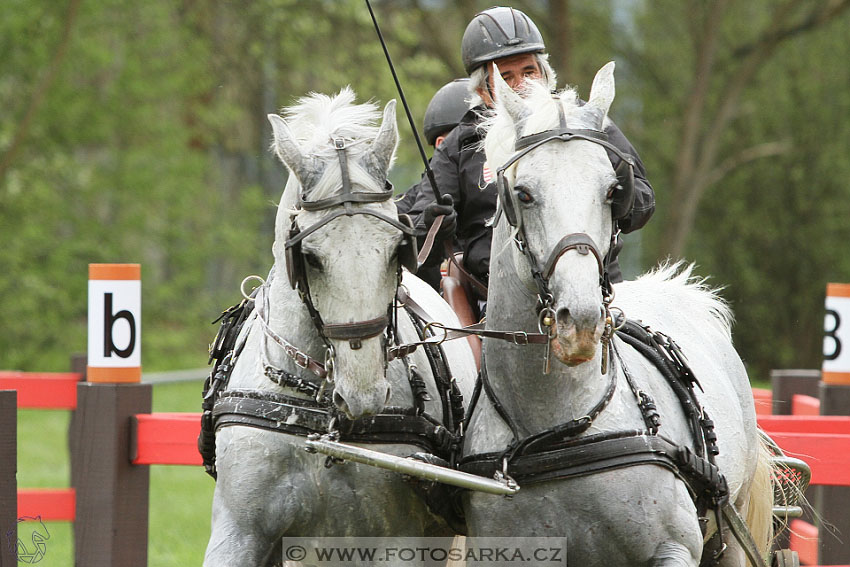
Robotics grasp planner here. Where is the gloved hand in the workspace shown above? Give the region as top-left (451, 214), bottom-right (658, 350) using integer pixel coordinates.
top-left (610, 158), bottom-right (635, 220)
top-left (423, 194), bottom-right (457, 240)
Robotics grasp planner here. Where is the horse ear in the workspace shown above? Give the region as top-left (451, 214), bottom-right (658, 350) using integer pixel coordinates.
top-left (369, 99), bottom-right (398, 176)
top-left (585, 61), bottom-right (616, 129)
top-left (493, 66), bottom-right (530, 135)
top-left (268, 113), bottom-right (314, 185)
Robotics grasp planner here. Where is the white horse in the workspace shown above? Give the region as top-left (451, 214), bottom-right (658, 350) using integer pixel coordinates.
top-left (459, 63), bottom-right (774, 567)
top-left (203, 88), bottom-right (476, 566)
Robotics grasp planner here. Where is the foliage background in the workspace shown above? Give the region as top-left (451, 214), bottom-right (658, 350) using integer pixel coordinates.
top-left (3, 0), bottom-right (850, 383)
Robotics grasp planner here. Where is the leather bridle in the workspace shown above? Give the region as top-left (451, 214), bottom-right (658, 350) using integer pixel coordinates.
top-left (282, 137), bottom-right (418, 360)
top-left (494, 102), bottom-right (629, 338)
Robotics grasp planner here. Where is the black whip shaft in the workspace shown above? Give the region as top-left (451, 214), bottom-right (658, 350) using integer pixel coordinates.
top-left (365, 0), bottom-right (442, 202)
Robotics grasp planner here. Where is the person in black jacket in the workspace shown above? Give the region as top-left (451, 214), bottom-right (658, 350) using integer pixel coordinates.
top-left (396, 78), bottom-right (471, 291)
top-left (407, 6), bottom-right (655, 295)
top-left (395, 78), bottom-right (470, 218)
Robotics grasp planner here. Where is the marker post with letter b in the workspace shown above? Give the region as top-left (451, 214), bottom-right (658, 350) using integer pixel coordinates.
top-left (73, 263), bottom-right (151, 566)
top-left (87, 263), bottom-right (142, 382)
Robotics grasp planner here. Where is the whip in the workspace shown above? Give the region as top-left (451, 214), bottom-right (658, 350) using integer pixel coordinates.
top-left (365, 0), bottom-right (442, 202)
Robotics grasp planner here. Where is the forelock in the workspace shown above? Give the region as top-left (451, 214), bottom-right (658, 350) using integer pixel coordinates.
top-left (481, 82), bottom-right (582, 172)
top-left (277, 87), bottom-right (387, 205)
top-left (281, 86), bottom-right (381, 158)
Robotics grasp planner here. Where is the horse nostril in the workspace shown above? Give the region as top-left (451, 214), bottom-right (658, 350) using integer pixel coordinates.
top-left (557, 307), bottom-right (572, 327)
top-left (333, 391), bottom-right (351, 418)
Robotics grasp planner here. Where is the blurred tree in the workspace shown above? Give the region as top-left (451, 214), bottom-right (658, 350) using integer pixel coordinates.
top-left (696, 14), bottom-right (850, 381)
top-left (1, 0), bottom-right (222, 369)
top-left (619, 0), bottom-right (850, 379)
top-left (621, 0), bottom-right (850, 259)
top-left (2, 0), bottom-right (849, 383)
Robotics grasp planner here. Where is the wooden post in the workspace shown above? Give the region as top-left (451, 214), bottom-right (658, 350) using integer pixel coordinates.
top-left (816, 382), bottom-right (850, 565)
top-left (71, 382), bottom-right (152, 567)
top-left (68, 354), bottom-right (86, 493)
top-left (0, 390), bottom-right (16, 567)
top-left (770, 369), bottom-right (820, 415)
top-left (816, 283), bottom-right (850, 565)
top-left (768, 369), bottom-right (820, 552)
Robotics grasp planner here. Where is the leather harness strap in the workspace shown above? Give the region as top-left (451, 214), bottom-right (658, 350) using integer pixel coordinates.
top-left (389, 286), bottom-right (548, 362)
top-left (213, 390), bottom-right (456, 455)
top-left (322, 315), bottom-right (389, 341)
top-left (541, 233), bottom-right (604, 281)
top-left (459, 430), bottom-right (683, 485)
top-left (459, 314), bottom-right (732, 531)
top-left (204, 298), bottom-right (466, 469)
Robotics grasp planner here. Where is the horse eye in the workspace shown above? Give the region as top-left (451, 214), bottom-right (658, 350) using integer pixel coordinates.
top-left (303, 251), bottom-right (322, 270)
top-left (515, 186), bottom-right (534, 204)
top-left (605, 181), bottom-right (620, 201)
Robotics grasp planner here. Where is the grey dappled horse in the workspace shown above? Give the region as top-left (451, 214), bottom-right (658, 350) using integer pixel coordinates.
top-left (203, 89), bottom-right (476, 566)
top-left (459, 63), bottom-right (774, 566)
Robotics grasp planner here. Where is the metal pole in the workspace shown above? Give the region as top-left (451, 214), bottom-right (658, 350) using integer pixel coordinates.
top-left (305, 437), bottom-right (519, 496)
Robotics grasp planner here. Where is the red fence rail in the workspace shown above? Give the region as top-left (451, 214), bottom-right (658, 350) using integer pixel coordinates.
top-left (130, 412), bottom-right (202, 466)
top-left (2, 371), bottom-right (81, 524)
top-left (753, 385), bottom-right (850, 566)
top-left (0, 371), bottom-right (80, 409)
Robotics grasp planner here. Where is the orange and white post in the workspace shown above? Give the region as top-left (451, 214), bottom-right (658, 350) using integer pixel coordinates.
top-left (87, 263), bottom-right (142, 383)
top-left (823, 283), bottom-right (850, 385)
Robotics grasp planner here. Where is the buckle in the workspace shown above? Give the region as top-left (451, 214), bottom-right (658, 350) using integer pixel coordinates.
top-left (511, 332), bottom-right (529, 345)
top-left (293, 351), bottom-right (310, 369)
top-left (333, 138), bottom-right (345, 150)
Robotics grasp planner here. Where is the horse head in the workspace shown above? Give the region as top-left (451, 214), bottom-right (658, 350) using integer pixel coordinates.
top-left (267, 90), bottom-right (411, 418)
top-left (486, 62), bottom-right (618, 367)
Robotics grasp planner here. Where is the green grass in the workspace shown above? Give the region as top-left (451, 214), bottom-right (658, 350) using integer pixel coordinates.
top-left (15, 379), bottom-right (214, 566)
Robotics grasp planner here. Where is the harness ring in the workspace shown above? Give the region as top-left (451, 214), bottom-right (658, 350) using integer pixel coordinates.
top-left (240, 275), bottom-right (266, 301)
top-left (423, 321), bottom-right (449, 345)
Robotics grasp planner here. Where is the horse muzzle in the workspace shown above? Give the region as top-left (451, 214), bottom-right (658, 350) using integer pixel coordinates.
top-left (327, 334), bottom-right (392, 420)
top-left (550, 305), bottom-right (606, 366)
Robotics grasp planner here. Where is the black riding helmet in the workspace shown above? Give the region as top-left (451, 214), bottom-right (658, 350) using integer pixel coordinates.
top-left (461, 6), bottom-right (546, 75)
top-left (423, 78), bottom-right (470, 146)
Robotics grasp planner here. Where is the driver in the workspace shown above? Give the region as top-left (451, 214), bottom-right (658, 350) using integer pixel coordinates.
top-left (407, 6), bottom-right (655, 300)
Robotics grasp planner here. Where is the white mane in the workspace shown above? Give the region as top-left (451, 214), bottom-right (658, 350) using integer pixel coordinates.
top-left (277, 87), bottom-right (390, 203)
top-left (619, 262), bottom-right (734, 340)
